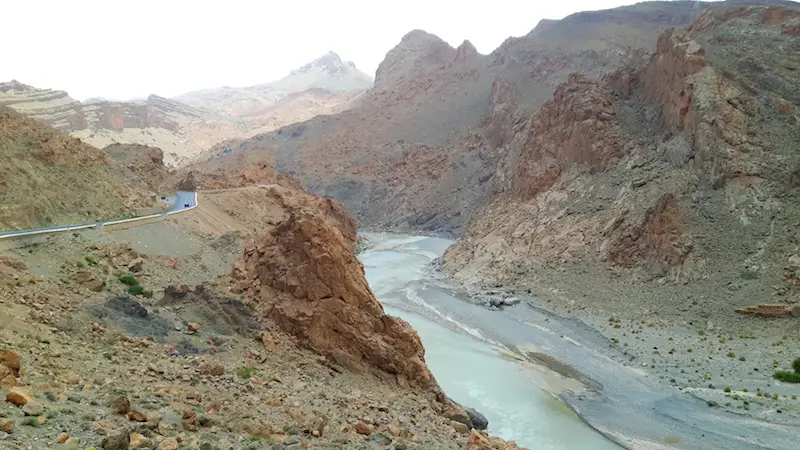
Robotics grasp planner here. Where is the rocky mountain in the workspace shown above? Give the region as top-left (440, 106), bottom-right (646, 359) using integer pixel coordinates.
top-left (443, 5), bottom-right (800, 320)
top-left (0, 81), bottom-right (245, 167)
top-left (202, 1), bottom-right (785, 236)
top-left (3, 52), bottom-right (373, 168)
top-left (174, 51), bottom-right (373, 118)
top-left (0, 107), bottom-right (157, 231)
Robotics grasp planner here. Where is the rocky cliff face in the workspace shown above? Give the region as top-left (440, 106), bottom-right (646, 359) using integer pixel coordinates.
top-left (444, 5), bottom-right (800, 316)
top-left (230, 196), bottom-right (434, 388)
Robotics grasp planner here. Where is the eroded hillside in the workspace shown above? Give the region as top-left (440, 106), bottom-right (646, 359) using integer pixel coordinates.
top-left (0, 107), bottom-right (157, 231)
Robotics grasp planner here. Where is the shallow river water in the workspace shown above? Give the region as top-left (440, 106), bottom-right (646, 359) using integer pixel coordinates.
top-left (358, 233), bottom-right (620, 449)
top-left (359, 233), bottom-right (800, 450)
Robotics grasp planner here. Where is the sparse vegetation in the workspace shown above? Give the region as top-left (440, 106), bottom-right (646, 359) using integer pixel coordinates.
top-left (127, 284), bottom-right (145, 295)
top-left (85, 255), bottom-right (97, 266)
top-left (21, 417), bottom-right (40, 428)
top-left (235, 366), bottom-right (258, 379)
top-left (118, 274), bottom-right (139, 286)
top-left (773, 358), bottom-right (800, 383)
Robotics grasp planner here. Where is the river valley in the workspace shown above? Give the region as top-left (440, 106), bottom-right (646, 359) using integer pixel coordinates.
top-left (358, 233), bottom-right (800, 450)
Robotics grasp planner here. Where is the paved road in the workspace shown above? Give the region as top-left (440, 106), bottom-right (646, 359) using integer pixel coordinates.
top-left (0, 191), bottom-right (197, 240)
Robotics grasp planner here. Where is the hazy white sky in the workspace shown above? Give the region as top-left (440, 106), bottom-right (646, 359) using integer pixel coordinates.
top-left (2, 0), bottom-right (690, 100)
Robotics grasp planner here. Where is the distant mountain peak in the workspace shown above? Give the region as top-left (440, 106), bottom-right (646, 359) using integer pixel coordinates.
top-left (291, 51), bottom-right (354, 76)
top-left (0, 80), bottom-right (38, 93)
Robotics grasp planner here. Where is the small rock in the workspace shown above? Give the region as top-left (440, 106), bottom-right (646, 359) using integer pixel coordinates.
top-left (129, 433), bottom-right (152, 449)
top-left (62, 437), bottom-right (81, 450)
top-left (110, 396), bottom-right (131, 415)
top-left (22, 402), bottom-right (44, 416)
top-left (452, 421), bottom-right (470, 435)
top-left (0, 418), bottom-right (14, 434)
top-left (101, 430), bottom-right (130, 450)
top-left (198, 360), bottom-right (225, 376)
top-left (158, 436), bottom-right (179, 450)
top-left (464, 406), bottom-right (489, 430)
top-left (62, 371), bottom-right (81, 385)
top-left (6, 388), bottom-right (33, 406)
top-left (128, 410), bottom-right (147, 422)
top-left (56, 432), bottom-right (70, 443)
top-left (187, 322), bottom-right (200, 333)
top-left (127, 257), bottom-right (144, 273)
top-left (370, 431), bottom-right (392, 445)
top-left (355, 422), bottom-right (372, 435)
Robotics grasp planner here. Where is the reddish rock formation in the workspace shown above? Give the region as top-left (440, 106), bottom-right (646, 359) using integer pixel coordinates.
top-left (609, 194), bottom-right (692, 270)
top-left (232, 209), bottom-right (433, 388)
top-left (513, 73), bottom-right (625, 201)
top-left (0, 350), bottom-right (20, 388)
top-left (735, 304), bottom-right (800, 318)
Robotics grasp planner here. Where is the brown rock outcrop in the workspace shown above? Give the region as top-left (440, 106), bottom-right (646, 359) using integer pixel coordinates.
top-left (608, 194), bottom-right (692, 270)
top-left (0, 350), bottom-right (20, 388)
top-left (232, 209), bottom-right (433, 388)
top-left (513, 73), bottom-right (624, 201)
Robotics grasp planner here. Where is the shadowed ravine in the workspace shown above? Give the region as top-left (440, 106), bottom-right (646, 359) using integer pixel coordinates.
top-left (358, 233), bottom-right (800, 450)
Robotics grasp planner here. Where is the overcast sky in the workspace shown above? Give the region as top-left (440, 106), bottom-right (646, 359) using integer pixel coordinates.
top-left (3, 0), bottom-right (707, 100)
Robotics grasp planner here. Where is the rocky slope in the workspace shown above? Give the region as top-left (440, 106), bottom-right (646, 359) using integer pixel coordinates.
top-left (0, 149), bottom-right (521, 448)
top-left (444, 3), bottom-right (800, 350)
top-left (0, 107), bottom-right (157, 231)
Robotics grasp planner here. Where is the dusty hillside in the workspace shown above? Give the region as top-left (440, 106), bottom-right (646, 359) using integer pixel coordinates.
top-left (0, 107), bottom-right (156, 231)
top-left (198, 1), bottom-right (789, 236)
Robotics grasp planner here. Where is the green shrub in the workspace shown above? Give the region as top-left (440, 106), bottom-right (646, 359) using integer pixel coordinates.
top-left (85, 255), bottom-right (96, 266)
top-left (774, 371), bottom-right (800, 383)
top-left (28, 279), bottom-right (36, 284)
top-left (793, 358), bottom-right (800, 373)
top-left (142, 290), bottom-right (153, 299)
top-left (127, 284), bottom-right (145, 296)
top-left (235, 366), bottom-right (258, 379)
top-left (75, 261), bottom-right (85, 268)
top-left (118, 274), bottom-right (139, 286)
top-left (21, 417), bottom-right (40, 427)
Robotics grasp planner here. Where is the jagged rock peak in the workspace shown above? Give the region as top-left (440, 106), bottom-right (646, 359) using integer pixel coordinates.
top-left (454, 39), bottom-right (479, 62)
top-left (374, 29), bottom-right (456, 89)
top-left (291, 50), bottom-right (357, 76)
